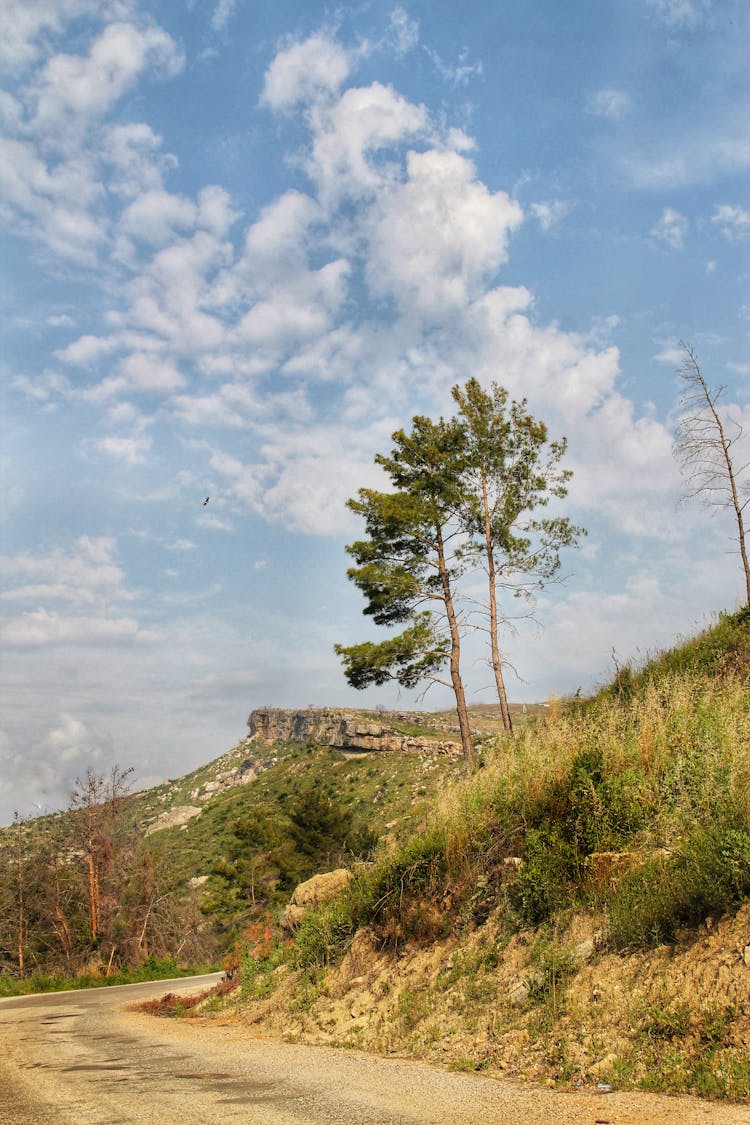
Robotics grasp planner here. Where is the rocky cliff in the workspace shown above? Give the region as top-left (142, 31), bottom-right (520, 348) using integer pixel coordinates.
top-left (247, 707), bottom-right (462, 757)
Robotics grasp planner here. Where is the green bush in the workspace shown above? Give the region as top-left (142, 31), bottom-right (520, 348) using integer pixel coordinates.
top-left (607, 824), bottom-right (750, 949)
top-left (507, 828), bottom-right (577, 926)
top-left (293, 899), bottom-right (356, 968)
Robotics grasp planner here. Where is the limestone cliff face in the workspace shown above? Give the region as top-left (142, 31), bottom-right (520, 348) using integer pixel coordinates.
top-left (247, 707), bottom-right (461, 757)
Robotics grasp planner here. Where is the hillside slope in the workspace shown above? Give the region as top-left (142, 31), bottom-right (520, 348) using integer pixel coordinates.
top-left (0, 707), bottom-right (469, 984)
top-left (207, 609), bottom-right (750, 1102)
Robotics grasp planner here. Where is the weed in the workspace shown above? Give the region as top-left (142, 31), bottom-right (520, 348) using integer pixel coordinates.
top-left (639, 1001), bottom-right (692, 1041)
top-left (396, 987), bottom-right (432, 1031)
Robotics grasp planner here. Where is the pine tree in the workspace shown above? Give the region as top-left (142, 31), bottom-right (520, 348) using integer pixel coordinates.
top-left (452, 378), bottom-right (583, 732)
top-left (336, 416), bottom-right (476, 766)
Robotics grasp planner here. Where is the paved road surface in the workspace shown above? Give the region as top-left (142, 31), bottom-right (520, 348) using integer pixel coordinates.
top-left (1, 974), bottom-right (748, 1124)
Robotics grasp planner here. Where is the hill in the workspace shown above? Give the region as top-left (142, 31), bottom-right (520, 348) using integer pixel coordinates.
top-left (3, 609), bottom-right (748, 1101)
top-left (192, 609), bottom-right (750, 1103)
top-left (0, 703), bottom-right (484, 987)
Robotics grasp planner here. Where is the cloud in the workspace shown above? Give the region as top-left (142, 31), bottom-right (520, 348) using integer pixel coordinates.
top-left (30, 21), bottom-right (184, 144)
top-left (102, 122), bottom-right (175, 199)
top-left (4, 24), bottom-right (695, 557)
top-left (0, 136), bottom-right (108, 264)
top-left (43, 712), bottom-right (102, 764)
top-left (93, 431), bottom-right (153, 463)
top-left (0, 536), bottom-right (129, 607)
top-left (0, 536), bottom-right (163, 649)
top-left (366, 148), bottom-right (523, 317)
top-left (306, 81), bottom-right (429, 206)
top-left (385, 8), bottom-right (420, 57)
top-left (650, 207), bottom-right (688, 249)
top-left (654, 340), bottom-right (692, 366)
top-left (711, 203), bottom-right (750, 242)
top-left (0, 608), bottom-right (155, 646)
top-left (624, 128), bottom-right (748, 189)
top-left (56, 333), bottom-right (120, 366)
top-left (211, 0), bottom-right (237, 33)
top-left (424, 46), bottom-right (483, 87)
top-left (0, 0), bottom-right (124, 73)
top-left (120, 189), bottom-right (197, 245)
top-left (645, 0), bottom-right (713, 28)
top-left (587, 88), bottom-right (632, 119)
top-left (261, 34), bottom-right (351, 111)
top-left (530, 200), bottom-right (571, 231)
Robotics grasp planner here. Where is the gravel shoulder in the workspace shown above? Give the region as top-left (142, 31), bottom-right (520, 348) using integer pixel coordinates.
top-left (1, 977), bottom-right (749, 1124)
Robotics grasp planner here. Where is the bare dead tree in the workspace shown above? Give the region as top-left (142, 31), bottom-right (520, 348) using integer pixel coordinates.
top-left (673, 343), bottom-right (750, 607)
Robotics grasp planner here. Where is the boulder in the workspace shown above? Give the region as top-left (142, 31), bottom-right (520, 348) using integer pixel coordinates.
top-left (281, 868), bottom-right (353, 931)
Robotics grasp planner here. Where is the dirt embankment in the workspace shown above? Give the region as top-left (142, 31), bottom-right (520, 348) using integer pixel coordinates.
top-left (225, 903), bottom-right (750, 1102)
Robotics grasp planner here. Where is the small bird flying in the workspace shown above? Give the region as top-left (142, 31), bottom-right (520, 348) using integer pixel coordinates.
top-left (203, 496), bottom-right (209, 505)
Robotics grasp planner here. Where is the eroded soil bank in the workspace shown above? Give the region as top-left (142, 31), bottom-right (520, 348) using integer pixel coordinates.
top-left (215, 902), bottom-right (750, 1103)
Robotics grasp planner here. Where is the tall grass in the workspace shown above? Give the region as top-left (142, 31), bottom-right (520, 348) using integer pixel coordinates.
top-left (290, 609), bottom-right (749, 964)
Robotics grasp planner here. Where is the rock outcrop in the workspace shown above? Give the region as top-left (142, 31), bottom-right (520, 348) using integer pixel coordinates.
top-left (247, 707), bottom-right (462, 757)
top-left (144, 804), bottom-right (202, 835)
top-left (282, 868), bottom-right (353, 931)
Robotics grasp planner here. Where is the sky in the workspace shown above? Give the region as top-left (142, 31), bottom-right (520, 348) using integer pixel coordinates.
top-left (0, 0), bottom-right (748, 825)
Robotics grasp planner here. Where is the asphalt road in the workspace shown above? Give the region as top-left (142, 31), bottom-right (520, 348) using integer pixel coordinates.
top-left (1, 974), bottom-right (748, 1124)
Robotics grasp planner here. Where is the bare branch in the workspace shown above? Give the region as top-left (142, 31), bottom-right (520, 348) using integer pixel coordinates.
top-left (673, 342), bottom-right (750, 606)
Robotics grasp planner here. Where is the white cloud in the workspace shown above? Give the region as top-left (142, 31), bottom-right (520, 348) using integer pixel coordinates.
top-left (0, 0), bottom-right (127, 73)
top-left (120, 189), bottom-right (197, 245)
top-left (94, 432), bottom-right (152, 463)
top-left (386, 8), bottom-right (420, 57)
top-left (0, 136), bottom-right (107, 264)
top-left (56, 333), bottom-right (120, 366)
top-left (711, 203), bottom-right (750, 242)
top-left (43, 713), bottom-right (100, 764)
top-left (650, 207), bottom-right (688, 249)
top-left (211, 0), bottom-right (237, 32)
top-left (30, 22), bottom-right (184, 144)
top-left (0, 609), bottom-right (156, 646)
top-left (261, 34), bottom-right (351, 111)
top-left (306, 81), bottom-right (429, 206)
top-left (624, 128), bottom-right (748, 189)
top-left (530, 200), bottom-right (571, 231)
top-left (0, 536), bottom-right (128, 606)
top-left (0, 536), bottom-right (162, 651)
top-left (645, 0), bottom-right (713, 28)
top-left (587, 88), bottom-right (631, 119)
top-left (366, 148), bottom-right (523, 317)
top-left (102, 122), bottom-right (175, 199)
top-left (424, 46), bottom-right (483, 87)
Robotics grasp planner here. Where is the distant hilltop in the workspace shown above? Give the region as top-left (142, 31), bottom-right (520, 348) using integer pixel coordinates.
top-left (247, 707), bottom-right (463, 757)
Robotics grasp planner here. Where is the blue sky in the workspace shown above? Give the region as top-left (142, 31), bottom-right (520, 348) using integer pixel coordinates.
top-left (1, 0), bottom-right (748, 823)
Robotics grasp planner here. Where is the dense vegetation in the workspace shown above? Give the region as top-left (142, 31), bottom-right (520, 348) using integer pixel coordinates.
top-left (211, 610), bottom-right (749, 1100)
top-left (4, 608), bottom-right (748, 1103)
top-left (0, 733), bottom-right (462, 987)
top-left (282, 610), bottom-right (749, 967)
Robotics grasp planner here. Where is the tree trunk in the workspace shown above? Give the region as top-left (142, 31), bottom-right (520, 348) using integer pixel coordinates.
top-left (12, 817), bottom-right (26, 979)
top-left (51, 860), bottom-right (74, 969)
top-left (482, 475), bottom-right (513, 733)
top-left (86, 805), bottom-right (100, 942)
top-left (710, 385), bottom-right (750, 606)
top-left (436, 529), bottom-right (475, 768)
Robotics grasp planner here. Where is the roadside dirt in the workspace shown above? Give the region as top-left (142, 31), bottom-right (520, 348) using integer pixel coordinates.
top-left (3, 975), bottom-right (749, 1123)
top-left (222, 903), bottom-right (750, 1102)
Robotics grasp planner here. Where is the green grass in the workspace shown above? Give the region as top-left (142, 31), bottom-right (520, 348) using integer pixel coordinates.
top-left (0, 957), bottom-right (209, 997)
top-left (280, 608), bottom-right (749, 971)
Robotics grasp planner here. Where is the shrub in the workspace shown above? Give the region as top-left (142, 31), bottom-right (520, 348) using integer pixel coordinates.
top-left (507, 828), bottom-right (577, 926)
top-left (607, 824), bottom-right (750, 949)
